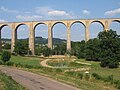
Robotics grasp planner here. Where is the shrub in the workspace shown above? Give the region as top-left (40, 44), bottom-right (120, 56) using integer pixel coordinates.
top-left (1, 51), bottom-right (11, 63)
top-left (114, 80), bottom-right (120, 89)
top-left (77, 73), bottom-right (83, 80)
top-left (6, 61), bottom-right (14, 66)
top-left (104, 75), bottom-right (114, 84)
top-left (0, 61), bottom-right (2, 65)
top-left (92, 73), bottom-right (102, 80)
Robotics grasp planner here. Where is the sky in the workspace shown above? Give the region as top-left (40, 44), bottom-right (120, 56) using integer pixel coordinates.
top-left (0, 0), bottom-right (120, 41)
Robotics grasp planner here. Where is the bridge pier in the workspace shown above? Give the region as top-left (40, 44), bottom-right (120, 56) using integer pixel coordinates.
top-left (85, 26), bottom-right (90, 42)
top-left (11, 24), bottom-right (17, 53)
top-left (67, 23), bottom-right (71, 52)
top-left (48, 23), bottom-right (53, 49)
top-left (0, 30), bottom-right (1, 52)
top-left (29, 23), bottom-right (35, 55)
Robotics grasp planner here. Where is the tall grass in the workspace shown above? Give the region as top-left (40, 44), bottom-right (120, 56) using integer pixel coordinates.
top-left (0, 71), bottom-right (25, 90)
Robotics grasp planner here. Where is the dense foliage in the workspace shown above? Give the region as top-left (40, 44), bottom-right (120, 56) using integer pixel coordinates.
top-left (98, 30), bottom-right (120, 68)
top-left (71, 40), bottom-right (85, 59)
top-left (14, 40), bottom-right (29, 56)
top-left (85, 30), bottom-right (120, 68)
top-left (1, 51), bottom-right (11, 63)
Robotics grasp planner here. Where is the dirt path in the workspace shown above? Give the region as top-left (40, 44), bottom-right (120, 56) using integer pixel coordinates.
top-left (40, 59), bottom-right (54, 68)
top-left (0, 66), bottom-right (80, 90)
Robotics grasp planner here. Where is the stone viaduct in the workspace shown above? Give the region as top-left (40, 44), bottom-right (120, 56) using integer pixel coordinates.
top-left (0, 18), bottom-right (120, 55)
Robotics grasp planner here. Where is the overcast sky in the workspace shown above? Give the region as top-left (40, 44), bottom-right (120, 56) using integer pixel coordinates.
top-left (0, 0), bottom-right (120, 41)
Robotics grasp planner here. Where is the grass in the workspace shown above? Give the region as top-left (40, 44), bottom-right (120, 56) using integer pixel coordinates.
top-left (11, 56), bottom-right (41, 66)
top-left (0, 71), bottom-right (25, 90)
top-left (1, 55), bottom-right (120, 90)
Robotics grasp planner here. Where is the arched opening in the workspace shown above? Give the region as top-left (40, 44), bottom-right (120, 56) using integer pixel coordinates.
top-left (0, 25), bottom-right (12, 52)
top-left (34, 23), bottom-right (48, 55)
top-left (71, 22), bottom-right (85, 42)
top-left (15, 24), bottom-right (29, 55)
top-left (70, 22), bottom-right (85, 57)
top-left (90, 21), bottom-right (104, 39)
top-left (51, 22), bottom-right (67, 55)
top-left (110, 20), bottom-right (120, 35)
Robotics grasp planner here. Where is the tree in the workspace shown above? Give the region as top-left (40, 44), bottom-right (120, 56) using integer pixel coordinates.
top-left (3, 43), bottom-right (11, 49)
top-left (42, 46), bottom-right (52, 57)
top-left (98, 30), bottom-right (120, 68)
top-left (52, 43), bottom-right (66, 55)
top-left (85, 38), bottom-right (101, 61)
top-left (14, 40), bottom-right (29, 56)
top-left (1, 51), bottom-right (11, 63)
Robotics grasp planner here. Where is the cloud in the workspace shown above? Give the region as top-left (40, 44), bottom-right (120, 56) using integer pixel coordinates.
top-left (16, 15), bottom-right (42, 21)
top-left (35, 6), bottom-right (76, 19)
top-left (48, 10), bottom-right (73, 18)
top-left (0, 6), bottom-right (77, 21)
top-left (82, 10), bottom-right (90, 15)
top-left (0, 6), bottom-right (19, 13)
top-left (0, 19), bottom-right (6, 22)
top-left (35, 6), bottom-right (52, 14)
top-left (104, 8), bottom-right (120, 16)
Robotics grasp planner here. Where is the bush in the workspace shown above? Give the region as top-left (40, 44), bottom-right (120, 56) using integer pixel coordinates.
top-left (77, 73), bottom-right (83, 80)
top-left (0, 61), bottom-right (2, 65)
top-left (1, 51), bottom-right (11, 63)
top-left (92, 73), bottom-right (102, 80)
top-left (5, 61), bottom-right (14, 66)
top-left (114, 80), bottom-right (120, 89)
top-left (104, 75), bottom-right (114, 84)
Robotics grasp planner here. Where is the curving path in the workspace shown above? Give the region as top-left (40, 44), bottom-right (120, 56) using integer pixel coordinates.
top-left (0, 66), bottom-right (80, 90)
top-left (40, 59), bottom-right (54, 68)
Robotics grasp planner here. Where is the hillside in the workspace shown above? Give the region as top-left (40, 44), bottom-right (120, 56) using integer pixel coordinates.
top-left (2, 37), bottom-right (67, 45)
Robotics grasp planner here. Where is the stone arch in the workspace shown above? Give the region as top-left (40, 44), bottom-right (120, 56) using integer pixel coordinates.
top-left (90, 21), bottom-right (105, 39)
top-left (51, 22), bottom-right (67, 30)
top-left (70, 21), bottom-right (86, 41)
top-left (110, 20), bottom-right (120, 35)
top-left (70, 21), bottom-right (86, 28)
top-left (0, 24), bottom-right (11, 30)
top-left (51, 22), bottom-right (67, 53)
top-left (0, 24), bottom-right (12, 52)
top-left (34, 23), bottom-right (48, 45)
top-left (90, 20), bottom-right (105, 29)
top-left (15, 23), bottom-right (29, 31)
top-left (15, 23), bottom-right (29, 39)
top-left (34, 22), bottom-right (47, 30)
top-left (112, 20), bottom-right (120, 23)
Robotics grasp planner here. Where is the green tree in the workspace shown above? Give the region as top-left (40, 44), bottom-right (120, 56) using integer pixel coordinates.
top-left (98, 30), bottom-right (120, 68)
top-left (1, 51), bottom-right (11, 63)
top-left (3, 43), bottom-right (11, 49)
top-left (71, 40), bottom-right (86, 59)
top-left (85, 38), bottom-right (100, 61)
top-left (42, 46), bottom-right (52, 57)
top-left (14, 40), bottom-right (29, 56)
top-left (52, 43), bottom-right (66, 55)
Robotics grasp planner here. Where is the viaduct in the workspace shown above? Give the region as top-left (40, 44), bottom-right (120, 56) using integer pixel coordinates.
top-left (0, 18), bottom-right (120, 55)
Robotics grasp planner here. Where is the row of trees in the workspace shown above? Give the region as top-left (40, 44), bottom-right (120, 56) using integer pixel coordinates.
top-left (75, 30), bottom-right (120, 68)
top-left (35, 43), bottom-right (66, 57)
top-left (11, 30), bottom-right (120, 68)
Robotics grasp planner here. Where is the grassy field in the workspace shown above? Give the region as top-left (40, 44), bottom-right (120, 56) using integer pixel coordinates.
top-left (0, 55), bottom-right (120, 90)
top-left (0, 71), bottom-right (25, 90)
top-left (11, 56), bottom-right (41, 66)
